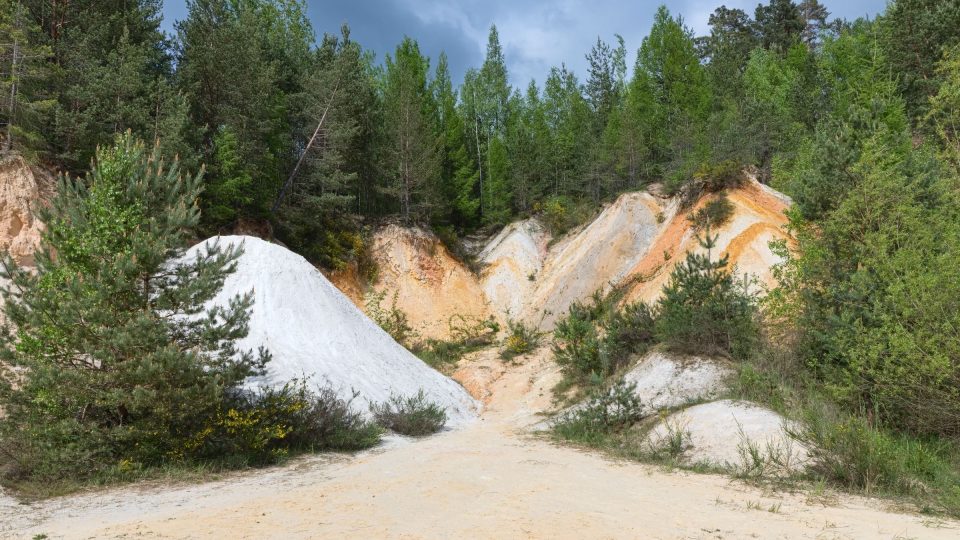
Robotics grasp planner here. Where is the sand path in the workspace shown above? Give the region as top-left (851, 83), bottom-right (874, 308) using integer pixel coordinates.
top-left (2, 351), bottom-right (957, 539)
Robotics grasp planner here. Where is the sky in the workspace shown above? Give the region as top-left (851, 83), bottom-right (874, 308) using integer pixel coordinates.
top-left (160, 0), bottom-right (887, 86)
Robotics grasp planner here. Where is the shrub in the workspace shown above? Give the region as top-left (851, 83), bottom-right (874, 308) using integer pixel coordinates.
top-left (537, 195), bottom-right (596, 237)
top-left (553, 294), bottom-right (655, 386)
top-left (790, 403), bottom-right (960, 512)
top-left (414, 315), bottom-right (498, 369)
top-left (693, 160), bottom-right (745, 193)
top-left (370, 391), bottom-right (448, 436)
top-left (553, 381), bottom-right (645, 445)
top-left (365, 290), bottom-right (417, 347)
top-left (258, 384), bottom-right (383, 453)
top-left (602, 302), bottom-right (656, 363)
top-left (552, 301), bottom-right (604, 382)
top-left (654, 230), bottom-right (759, 359)
top-left (687, 195), bottom-right (734, 231)
top-left (501, 319), bottom-right (540, 360)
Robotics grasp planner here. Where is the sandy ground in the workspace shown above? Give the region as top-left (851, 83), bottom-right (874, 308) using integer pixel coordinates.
top-left (3, 350), bottom-right (957, 540)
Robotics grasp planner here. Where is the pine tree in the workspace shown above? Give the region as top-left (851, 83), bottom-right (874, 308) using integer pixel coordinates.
top-left (380, 37), bottom-right (440, 223)
top-left (459, 25), bottom-right (512, 222)
top-left (176, 0), bottom-right (314, 230)
top-left (0, 134), bottom-right (269, 481)
top-left (654, 226), bottom-right (758, 358)
top-left (277, 25), bottom-right (378, 267)
top-left (0, 0), bottom-right (52, 156)
top-left (636, 6), bottom-right (712, 189)
top-left (798, 0), bottom-right (829, 48)
top-left (433, 52), bottom-right (479, 227)
top-left (880, 0), bottom-right (960, 120)
top-left (755, 0), bottom-right (805, 54)
top-left (20, 0), bottom-right (174, 170)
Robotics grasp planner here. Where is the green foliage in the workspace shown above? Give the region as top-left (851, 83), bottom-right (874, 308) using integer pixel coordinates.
top-left (654, 231), bottom-right (759, 359)
top-left (0, 134), bottom-right (269, 486)
top-left (500, 319), bottom-right (540, 361)
top-left (177, 0), bottom-right (314, 229)
top-left (380, 37), bottom-right (440, 223)
top-left (414, 315), bottom-right (499, 369)
top-left (365, 290), bottom-right (417, 347)
top-left (880, 0), bottom-right (960, 120)
top-left (687, 194), bottom-right (734, 231)
top-left (536, 195), bottom-right (596, 237)
top-left (552, 291), bottom-right (655, 386)
top-left (0, 1), bottom-right (54, 156)
top-left (182, 382), bottom-right (381, 465)
top-left (369, 391), bottom-right (448, 436)
top-left (637, 6), bottom-right (713, 192)
top-left (552, 381), bottom-right (645, 445)
top-left (927, 43), bottom-right (960, 172)
top-left (790, 403), bottom-right (960, 515)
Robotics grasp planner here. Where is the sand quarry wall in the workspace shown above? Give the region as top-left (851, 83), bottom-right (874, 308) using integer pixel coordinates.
top-left (328, 224), bottom-right (493, 341)
top-left (334, 178), bottom-right (793, 338)
top-left (0, 156), bottom-right (53, 328)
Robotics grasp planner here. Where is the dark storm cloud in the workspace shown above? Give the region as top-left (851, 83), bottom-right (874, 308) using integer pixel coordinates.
top-left (161, 0), bottom-right (887, 86)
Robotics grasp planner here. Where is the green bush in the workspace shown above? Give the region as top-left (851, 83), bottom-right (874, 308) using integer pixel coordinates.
top-left (790, 403), bottom-right (960, 515)
top-left (552, 301), bottom-right (604, 381)
top-left (553, 381), bottom-right (644, 445)
top-left (654, 231), bottom-right (759, 359)
top-left (176, 383), bottom-right (382, 466)
top-left (501, 319), bottom-right (540, 360)
top-left (693, 160), bottom-right (745, 193)
top-left (687, 194), bottom-right (734, 231)
top-left (553, 292), bottom-right (655, 386)
top-left (537, 195), bottom-right (596, 237)
top-left (602, 302), bottom-right (656, 362)
top-left (370, 391), bottom-right (448, 436)
top-left (414, 315), bottom-right (499, 369)
top-left (253, 384), bottom-right (382, 453)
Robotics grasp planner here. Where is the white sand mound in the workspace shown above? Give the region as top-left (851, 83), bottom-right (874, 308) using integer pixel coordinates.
top-left (646, 400), bottom-right (808, 470)
top-left (623, 350), bottom-right (733, 414)
top-left (187, 236), bottom-right (479, 426)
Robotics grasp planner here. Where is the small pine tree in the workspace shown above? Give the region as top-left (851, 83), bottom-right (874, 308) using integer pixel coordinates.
top-left (0, 133), bottom-right (269, 483)
top-left (654, 225), bottom-right (758, 358)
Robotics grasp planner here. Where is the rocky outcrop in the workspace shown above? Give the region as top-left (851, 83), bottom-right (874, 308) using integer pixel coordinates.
top-left (478, 218), bottom-right (550, 321)
top-left (623, 178), bottom-right (792, 306)
top-left (0, 156), bottom-right (53, 331)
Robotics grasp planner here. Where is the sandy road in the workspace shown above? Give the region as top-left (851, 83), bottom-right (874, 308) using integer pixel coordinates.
top-left (2, 351), bottom-right (957, 539)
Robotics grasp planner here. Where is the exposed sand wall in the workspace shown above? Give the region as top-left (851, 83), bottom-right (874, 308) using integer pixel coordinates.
top-left (0, 156), bottom-right (51, 267)
top-left (331, 178), bottom-right (792, 337)
top-left (0, 156), bottom-right (53, 331)
top-left (478, 218), bottom-right (550, 321)
top-left (367, 225), bottom-right (492, 341)
top-left (623, 178), bottom-right (792, 306)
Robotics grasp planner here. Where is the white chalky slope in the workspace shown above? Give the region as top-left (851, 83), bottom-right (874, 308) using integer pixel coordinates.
top-left (186, 235), bottom-right (479, 426)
